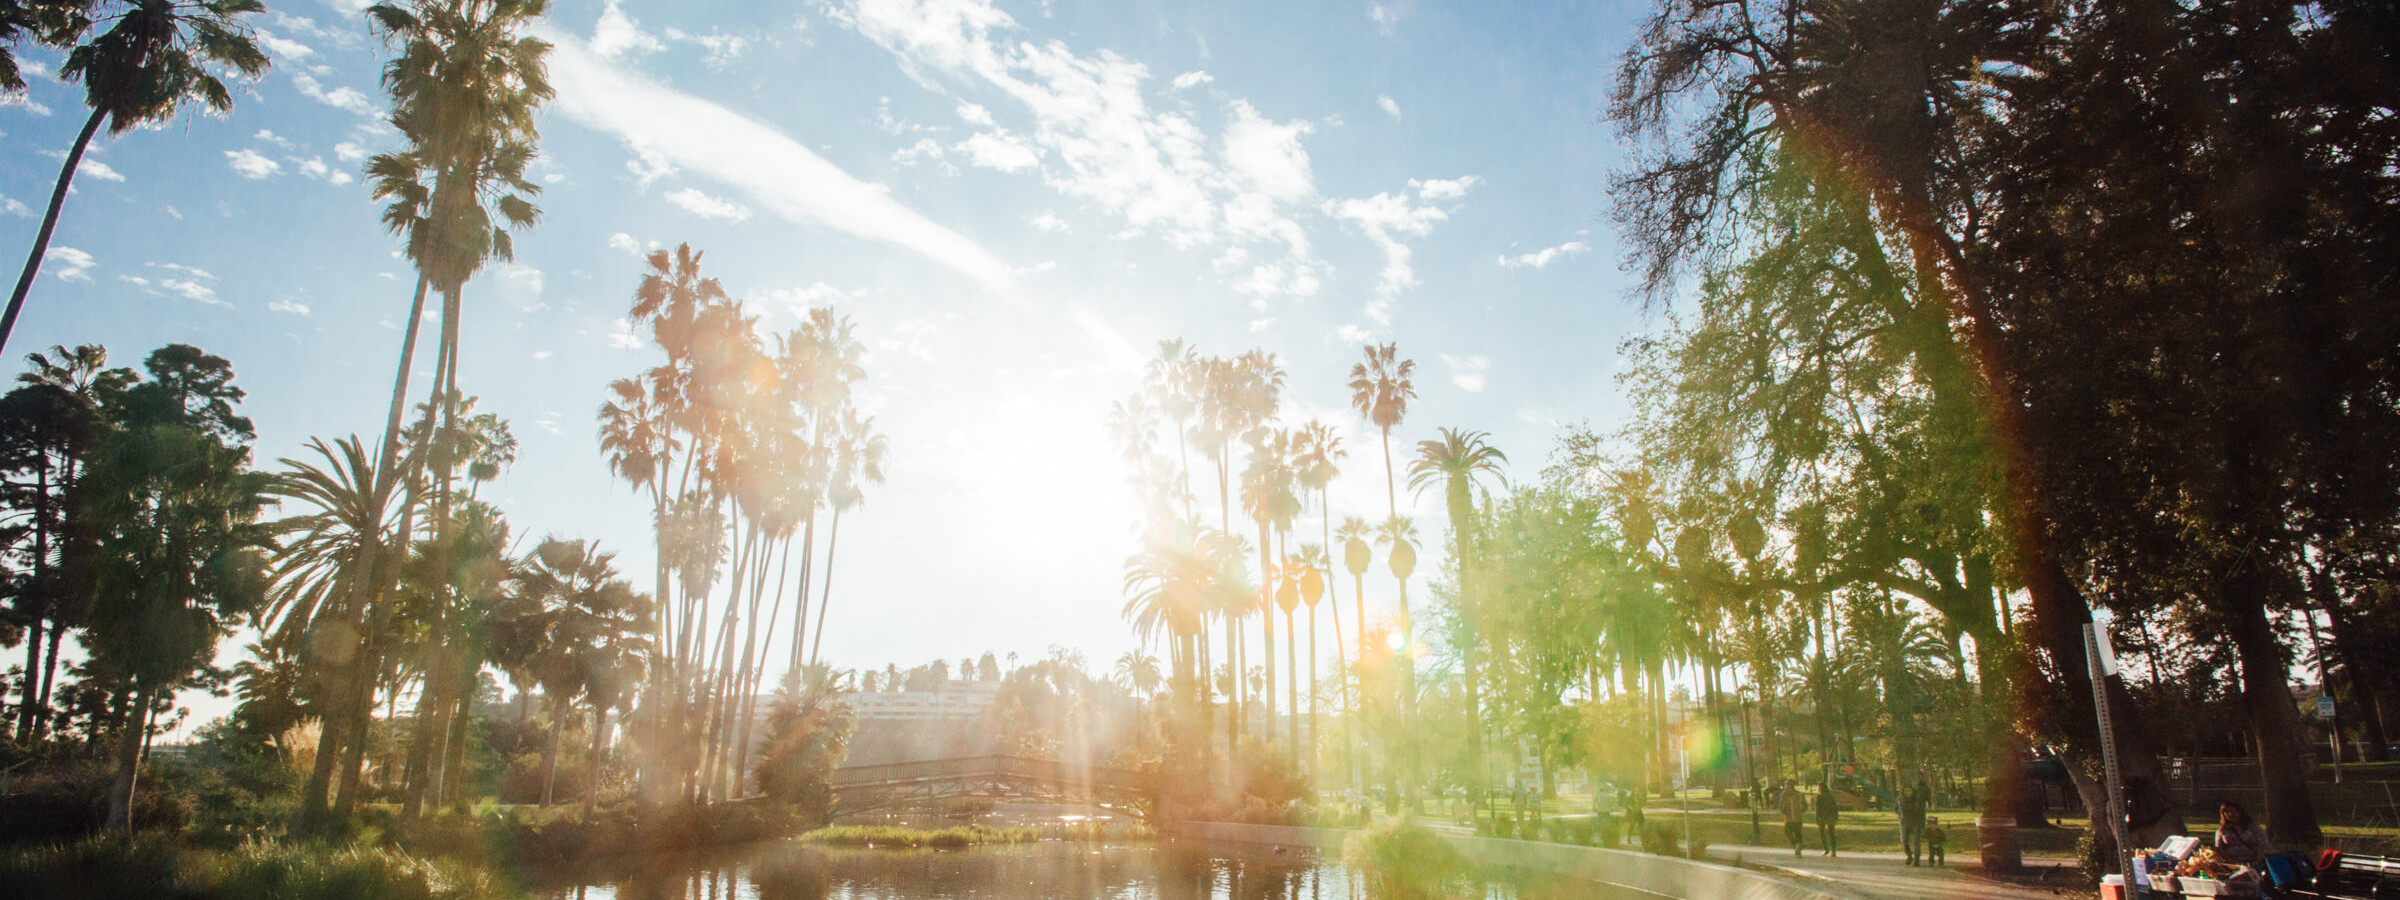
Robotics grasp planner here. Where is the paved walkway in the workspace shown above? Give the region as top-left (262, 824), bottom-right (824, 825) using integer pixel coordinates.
top-left (1705, 844), bottom-right (2092, 900)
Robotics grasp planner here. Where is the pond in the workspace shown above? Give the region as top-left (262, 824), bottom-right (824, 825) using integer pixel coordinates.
top-left (534, 840), bottom-right (1662, 900)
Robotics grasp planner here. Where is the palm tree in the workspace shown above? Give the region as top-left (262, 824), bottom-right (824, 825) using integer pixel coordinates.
top-left (261, 435), bottom-right (411, 818)
top-left (1296, 542), bottom-right (1327, 767)
top-left (1122, 518), bottom-right (1248, 773)
top-left (808, 408), bottom-right (886, 666)
top-left (1335, 515), bottom-right (1373, 702)
top-left (1346, 343), bottom-right (1416, 520)
top-left (1374, 512), bottom-right (1420, 808)
top-left (511, 537), bottom-right (650, 807)
top-left (1407, 427), bottom-right (1506, 813)
top-left (2, 0), bottom-right (271, 354)
top-left (1146, 340), bottom-right (1199, 515)
top-left (1113, 649), bottom-right (1163, 698)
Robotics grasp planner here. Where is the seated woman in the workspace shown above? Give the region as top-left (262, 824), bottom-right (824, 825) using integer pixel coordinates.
top-left (2212, 801), bottom-right (2269, 866)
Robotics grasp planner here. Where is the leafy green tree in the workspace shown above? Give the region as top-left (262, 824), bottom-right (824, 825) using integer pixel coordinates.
top-left (2, 0), bottom-right (270, 354)
top-left (81, 343), bottom-right (271, 831)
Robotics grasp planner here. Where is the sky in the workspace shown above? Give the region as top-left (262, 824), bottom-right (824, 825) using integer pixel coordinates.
top-left (0, 0), bottom-right (1657, 725)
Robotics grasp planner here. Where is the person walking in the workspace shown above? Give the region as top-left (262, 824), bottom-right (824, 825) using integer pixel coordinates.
top-left (1901, 777), bottom-right (1930, 866)
top-left (1780, 781), bottom-right (1806, 858)
top-left (1816, 779), bottom-right (1840, 857)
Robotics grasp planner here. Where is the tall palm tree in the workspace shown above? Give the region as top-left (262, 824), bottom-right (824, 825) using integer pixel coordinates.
top-left (807, 409), bottom-right (886, 667)
top-left (1335, 515), bottom-right (1373, 702)
top-left (1296, 542), bottom-right (1327, 767)
top-left (2, 0), bottom-right (270, 354)
top-left (1374, 512), bottom-right (1420, 807)
top-left (1146, 340), bottom-right (1199, 515)
top-left (1407, 427), bottom-right (1506, 811)
top-left (1113, 649), bottom-right (1163, 698)
top-left (511, 537), bottom-right (649, 807)
top-left (1347, 343), bottom-right (1415, 521)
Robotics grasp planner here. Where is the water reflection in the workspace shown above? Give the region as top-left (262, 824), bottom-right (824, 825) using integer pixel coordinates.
top-left (539, 840), bottom-right (1643, 900)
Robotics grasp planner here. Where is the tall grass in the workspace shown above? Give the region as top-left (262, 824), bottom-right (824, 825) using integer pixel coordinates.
top-left (0, 835), bottom-right (515, 900)
top-left (1341, 818), bottom-right (1467, 900)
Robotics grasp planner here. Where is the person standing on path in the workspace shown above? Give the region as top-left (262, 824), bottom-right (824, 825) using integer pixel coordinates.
top-left (1781, 781), bottom-right (1806, 858)
top-left (1816, 780), bottom-right (1840, 857)
top-left (1900, 777), bottom-right (1929, 866)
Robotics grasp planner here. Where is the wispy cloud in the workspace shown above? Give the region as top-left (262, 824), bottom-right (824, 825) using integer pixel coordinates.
top-left (1499, 240), bottom-right (1587, 270)
top-left (292, 72), bottom-right (376, 116)
top-left (542, 29), bottom-right (1013, 289)
top-left (1377, 94), bottom-right (1400, 120)
top-left (225, 149), bottom-right (283, 179)
top-left (47, 247), bottom-right (94, 282)
top-left (1327, 175), bottom-right (1476, 325)
top-left (837, 0), bottom-right (1323, 298)
top-left (665, 187), bottom-right (753, 221)
top-left (1440, 353), bottom-right (1489, 392)
top-left (269, 298), bottom-right (312, 315)
top-left (1027, 211), bottom-right (1068, 233)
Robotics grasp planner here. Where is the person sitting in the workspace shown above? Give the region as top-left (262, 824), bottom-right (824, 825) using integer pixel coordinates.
top-left (2213, 800), bottom-right (2269, 866)
top-left (1924, 817), bottom-right (1947, 866)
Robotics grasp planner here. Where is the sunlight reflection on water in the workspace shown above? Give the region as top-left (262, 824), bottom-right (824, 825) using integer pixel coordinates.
top-left (534, 840), bottom-right (1644, 900)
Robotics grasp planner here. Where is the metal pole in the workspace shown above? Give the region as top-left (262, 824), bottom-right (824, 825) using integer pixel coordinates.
top-left (2085, 624), bottom-right (2134, 888)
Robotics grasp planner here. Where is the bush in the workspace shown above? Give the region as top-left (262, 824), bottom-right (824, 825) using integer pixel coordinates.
top-left (0, 835), bottom-right (509, 900)
top-left (1342, 818), bottom-right (1467, 900)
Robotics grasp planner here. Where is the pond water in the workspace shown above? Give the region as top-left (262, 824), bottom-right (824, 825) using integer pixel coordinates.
top-left (534, 840), bottom-right (1659, 900)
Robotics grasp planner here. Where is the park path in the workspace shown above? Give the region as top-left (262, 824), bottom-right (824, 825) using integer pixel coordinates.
top-left (1705, 843), bottom-right (2091, 900)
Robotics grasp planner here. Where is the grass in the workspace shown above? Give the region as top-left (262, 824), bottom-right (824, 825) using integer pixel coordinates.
top-left (0, 834), bottom-right (514, 900)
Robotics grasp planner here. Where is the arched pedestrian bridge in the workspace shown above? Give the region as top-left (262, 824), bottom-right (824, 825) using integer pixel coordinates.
top-left (828, 755), bottom-right (1159, 819)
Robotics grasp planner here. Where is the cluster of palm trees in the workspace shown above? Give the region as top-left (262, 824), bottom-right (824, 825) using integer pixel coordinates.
top-left (1117, 338), bottom-right (1502, 805)
top-left (596, 243), bottom-right (887, 807)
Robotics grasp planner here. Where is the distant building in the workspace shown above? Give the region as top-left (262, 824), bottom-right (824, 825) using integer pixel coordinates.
top-left (849, 680), bottom-right (1000, 723)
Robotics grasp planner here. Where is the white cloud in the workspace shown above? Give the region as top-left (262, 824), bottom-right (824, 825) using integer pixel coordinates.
top-left (1411, 175), bottom-right (1480, 200)
top-left (1369, 2), bottom-right (1400, 34)
top-left (296, 156), bottom-right (354, 185)
top-left (156, 262), bottom-right (215, 280)
top-left (590, 0), bottom-right (665, 58)
top-left (162, 279), bottom-right (225, 307)
top-left (607, 232), bottom-right (651, 258)
top-left (46, 247), bottom-right (94, 281)
top-left (1171, 70), bottom-right (1212, 90)
top-left (532, 350), bottom-right (554, 361)
top-left (3, 89), bottom-right (52, 116)
top-left (1377, 94), bottom-right (1401, 120)
top-left (333, 141), bottom-right (369, 163)
top-left (756, 282), bottom-right (857, 318)
top-left (269, 298), bottom-right (313, 315)
top-left (839, 0), bottom-right (1323, 297)
top-left (664, 187), bottom-right (753, 221)
top-left (954, 129), bottom-right (1041, 172)
top-left (502, 263), bottom-right (544, 299)
top-left (1027, 211), bottom-right (1068, 233)
top-left (608, 317), bottom-right (644, 349)
top-left (1441, 353), bottom-right (1489, 392)
top-left (0, 195), bottom-right (28, 216)
top-left (955, 102), bottom-right (994, 125)
top-left (292, 73), bottom-right (376, 116)
top-left (1499, 240), bottom-right (1588, 270)
top-left (663, 26), bottom-right (747, 67)
top-left (1249, 317), bottom-right (1275, 332)
top-left (257, 31), bottom-right (316, 62)
top-left (254, 129), bottom-right (295, 149)
top-left (77, 159), bottom-right (123, 182)
top-left (1327, 188), bottom-right (1457, 323)
top-left (892, 137), bottom-right (948, 168)
top-left (542, 29), bottom-right (1012, 288)
top-left (225, 149), bottom-right (283, 179)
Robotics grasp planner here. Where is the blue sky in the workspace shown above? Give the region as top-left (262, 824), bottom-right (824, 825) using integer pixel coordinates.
top-left (0, 0), bottom-right (1653, 706)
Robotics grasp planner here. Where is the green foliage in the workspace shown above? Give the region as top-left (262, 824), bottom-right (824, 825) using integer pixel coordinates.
top-left (0, 835), bottom-right (509, 900)
top-left (1341, 818), bottom-right (1466, 900)
top-left (752, 666), bottom-right (856, 824)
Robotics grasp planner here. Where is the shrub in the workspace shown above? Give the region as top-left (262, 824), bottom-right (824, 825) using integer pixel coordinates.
top-left (1342, 819), bottom-right (1467, 900)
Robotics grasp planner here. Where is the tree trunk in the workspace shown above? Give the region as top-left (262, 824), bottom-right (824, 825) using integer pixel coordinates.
top-left (0, 107), bottom-right (106, 355)
top-left (586, 705), bottom-right (607, 814)
top-left (542, 696), bottom-right (565, 807)
top-left (2225, 566), bottom-right (2322, 846)
top-left (103, 682), bottom-right (155, 832)
top-left (808, 505), bottom-right (844, 666)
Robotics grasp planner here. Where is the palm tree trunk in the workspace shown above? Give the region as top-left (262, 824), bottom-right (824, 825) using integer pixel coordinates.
top-left (1307, 603), bottom-right (1319, 773)
top-left (0, 107), bottom-right (106, 355)
top-left (791, 511), bottom-right (817, 672)
top-left (586, 705), bottom-right (608, 814)
top-left (808, 504), bottom-right (845, 666)
top-left (1286, 607), bottom-right (1299, 769)
top-left (1258, 518), bottom-right (1275, 746)
top-left (104, 682), bottom-right (155, 832)
top-left (542, 696), bottom-right (565, 807)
